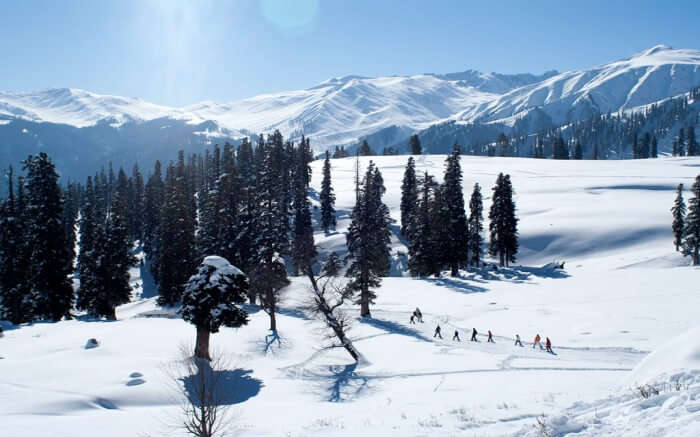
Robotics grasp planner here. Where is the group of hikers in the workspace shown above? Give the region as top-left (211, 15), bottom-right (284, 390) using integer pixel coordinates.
top-left (414, 307), bottom-right (555, 354)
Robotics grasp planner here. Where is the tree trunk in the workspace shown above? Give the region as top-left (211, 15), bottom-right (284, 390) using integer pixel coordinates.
top-left (694, 246), bottom-right (699, 266)
top-left (106, 307), bottom-right (117, 321)
top-left (195, 326), bottom-right (211, 360)
top-left (267, 288), bottom-right (277, 331)
top-left (450, 263), bottom-right (458, 277)
top-left (499, 251), bottom-right (505, 267)
top-left (248, 290), bottom-right (257, 305)
top-left (360, 284), bottom-right (370, 317)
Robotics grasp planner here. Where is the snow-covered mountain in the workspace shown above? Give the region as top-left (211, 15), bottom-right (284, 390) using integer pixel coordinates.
top-left (465, 45), bottom-right (700, 127)
top-left (1, 45), bottom-right (699, 163)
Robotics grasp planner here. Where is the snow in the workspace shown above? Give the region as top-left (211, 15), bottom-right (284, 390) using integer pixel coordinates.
top-left (628, 325), bottom-right (700, 386)
top-left (1, 155), bottom-right (700, 436)
top-left (2, 46), bottom-right (699, 151)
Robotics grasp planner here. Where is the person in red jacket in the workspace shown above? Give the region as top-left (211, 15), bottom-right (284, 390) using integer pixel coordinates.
top-left (546, 337), bottom-right (553, 353)
top-left (487, 330), bottom-right (495, 343)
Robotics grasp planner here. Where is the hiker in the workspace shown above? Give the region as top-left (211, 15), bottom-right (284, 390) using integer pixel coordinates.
top-left (434, 325), bottom-right (442, 339)
top-left (415, 307), bottom-right (423, 323)
top-left (546, 337), bottom-right (553, 353)
top-left (470, 328), bottom-right (478, 342)
top-left (514, 334), bottom-right (523, 347)
top-left (533, 334), bottom-right (543, 350)
top-left (409, 314), bottom-right (416, 324)
top-left (453, 330), bottom-right (460, 341)
top-left (487, 330), bottom-right (494, 343)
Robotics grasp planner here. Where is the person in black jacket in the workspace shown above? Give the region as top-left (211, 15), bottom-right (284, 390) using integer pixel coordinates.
top-left (470, 328), bottom-right (478, 342)
top-left (433, 324), bottom-right (442, 339)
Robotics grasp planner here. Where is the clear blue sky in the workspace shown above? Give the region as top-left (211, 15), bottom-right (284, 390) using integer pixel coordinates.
top-left (1, 0), bottom-right (699, 106)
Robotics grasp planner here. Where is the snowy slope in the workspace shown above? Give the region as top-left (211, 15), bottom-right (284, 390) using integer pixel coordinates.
top-left (2, 46), bottom-right (699, 152)
top-left (1, 155), bottom-right (699, 436)
top-left (467, 45), bottom-right (700, 126)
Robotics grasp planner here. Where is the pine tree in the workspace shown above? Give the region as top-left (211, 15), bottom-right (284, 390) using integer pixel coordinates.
top-left (409, 134), bottom-right (422, 155)
top-left (251, 139), bottom-right (290, 331)
top-left (671, 183), bottom-right (686, 252)
top-left (552, 136), bottom-right (569, 160)
top-left (573, 141), bottom-right (583, 160)
top-left (23, 153), bottom-right (74, 321)
top-left (358, 140), bottom-right (374, 156)
top-left (641, 133), bottom-right (650, 159)
top-left (593, 143), bottom-right (600, 160)
top-left (678, 128), bottom-right (686, 156)
top-left (408, 173), bottom-right (441, 277)
top-left (400, 157), bottom-right (418, 236)
top-left (687, 127), bottom-right (698, 156)
top-left (181, 256), bottom-right (249, 360)
top-left (0, 166), bottom-right (31, 324)
top-left (346, 162), bottom-right (391, 317)
top-left (441, 146), bottom-right (469, 276)
top-left (322, 251), bottom-right (342, 277)
top-left (489, 173), bottom-right (519, 266)
top-left (682, 175), bottom-right (700, 265)
top-left (468, 183), bottom-right (484, 267)
top-left (292, 143), bottom-right (317, 276)
top-left (144, 160), bottom-right (165, 277)
top-left (157, 154), bottom-right (197, 307)
top-left (651, 135), bottom-right (658, 158)
top-left (128, 163), bottom-right (145, 241)
top-left (320, 151), bottom-right (336, 233)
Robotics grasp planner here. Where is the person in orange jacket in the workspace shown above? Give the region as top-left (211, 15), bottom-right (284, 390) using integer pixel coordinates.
top-left (533, 334), bottom-right (542, 349)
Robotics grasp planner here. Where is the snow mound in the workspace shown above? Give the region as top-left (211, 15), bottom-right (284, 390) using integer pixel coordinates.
top-left (627, 325), bottom-right (700, 385)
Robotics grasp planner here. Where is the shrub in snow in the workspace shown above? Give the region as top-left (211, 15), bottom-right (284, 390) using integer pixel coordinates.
top-left (85, 338), bottom-right (99, 349)
top-left (180, 256), bottom-right (249, 360)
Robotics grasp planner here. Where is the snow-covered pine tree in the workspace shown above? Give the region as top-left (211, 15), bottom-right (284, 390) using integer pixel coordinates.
top-left (76, 176), bottom-right (101, 316)
top-left (671, 183), bottom-right (686, 252)
top-left (23, 153), bottom-right (74, 321)
top-left (489, 173), bottom-right (519, 267)
top-left (181, 256), bottom-right (249, 360)
top-left (292, 142), bottom-right (317, 276)
top-left (651, 135), bottom-right (658, 158)
top-left (0, 166), bottom-right (31, 324)
top-left (216, 142), bottom-right (240, 264)
top-left (678, 128), bottom-right (686, 156)
top-left (100, 169), bottom-right (137, 319)
top-left (251, 138), bottom-right (290, 331)
top-left (322, 251), bottom-right (342, 277)
top-left (468, 183), bottom-right (484, 267)
top-left (143, 160), bottom-right (165, 276)
top-left (501, 175), bottom-right (519, 266)
top-left (682, 175), bottom-right (700, 265)
top-left (593, 143), bottom-right (600, 160)
top-left (128, 163), bottom-right (145, 242)
top-left (400, 157), bottom-right (418, 236)
top-left (232, 138), bottom-right (258, 304)
top-left (573, 141), bottom-right (583, 160)
top-left (441, 146), bottom-right (469, 276)
top-left (197, 144), bottom-right (222, 258)
top-left (409, 134), bottom-right (422, 155)
top-left (346, 161), bottom-right (391, 317)
top-left (157, 154), bottom-right (197, 307)
top-left (320, 151), bottom-right (337, 233)
top-left (408, 172), bottom-right (441, 277)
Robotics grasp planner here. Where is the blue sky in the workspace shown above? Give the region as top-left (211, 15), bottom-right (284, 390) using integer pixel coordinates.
top-left (1, 0), bottom-right (699, 106)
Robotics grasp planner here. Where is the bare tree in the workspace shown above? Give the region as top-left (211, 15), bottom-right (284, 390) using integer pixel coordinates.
top-left (306, 275), bottom-right (361, 362)
top-left (166, 345), bottom-right (237, 437)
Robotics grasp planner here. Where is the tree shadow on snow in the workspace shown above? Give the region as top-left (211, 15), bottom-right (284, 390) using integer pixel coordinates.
top-left (318, 362), bottom-right (370, 402)
top-left (424, 276), bottom-right (489, 293)
top-left (359, 317), bottom-right (432, 342)
top-left (182, 366), bottom-right (263, 406)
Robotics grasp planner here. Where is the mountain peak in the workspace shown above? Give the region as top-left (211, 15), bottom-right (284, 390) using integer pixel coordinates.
top-left (639, 44), bottom-right (673, 57)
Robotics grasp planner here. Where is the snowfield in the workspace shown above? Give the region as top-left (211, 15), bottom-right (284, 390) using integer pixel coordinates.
top-left (1, 155), bottom-right (699, 436)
